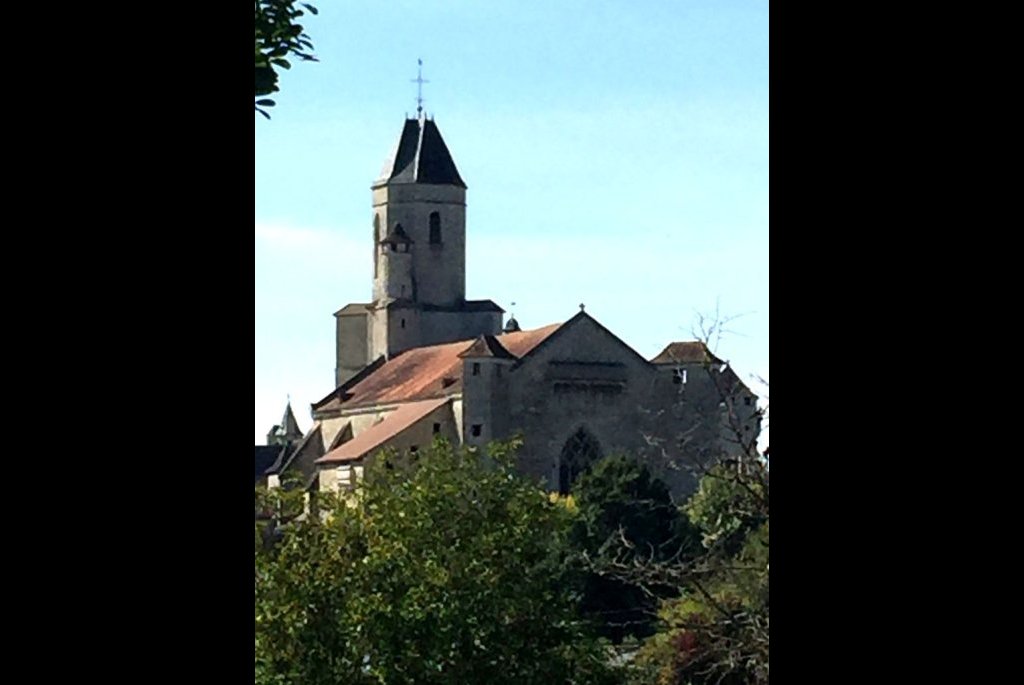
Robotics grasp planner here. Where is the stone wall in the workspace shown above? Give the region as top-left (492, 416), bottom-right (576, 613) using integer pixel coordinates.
top-left (335, 310), bottom-right (370, 387)
top-left (372, 183), bottom-right (466, 307)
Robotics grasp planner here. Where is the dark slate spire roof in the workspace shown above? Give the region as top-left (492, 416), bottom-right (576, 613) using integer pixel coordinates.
top-left (280, 402), bottom-right (301, 438)
top-left (376, 117), bottom-right (466, 188)
top-left (268, 402), bottom-right (303, 446)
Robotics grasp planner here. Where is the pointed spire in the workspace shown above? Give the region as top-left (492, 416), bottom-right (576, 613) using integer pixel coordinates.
top-left (280, 401), bottom-right (302, 440)
top-left (375, 118), bottom-right (466, 188)
top-left (267, 400), bottom-right (303, 445)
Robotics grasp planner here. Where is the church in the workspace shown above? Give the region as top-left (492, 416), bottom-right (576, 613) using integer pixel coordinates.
top-left (256, 113), bottom-right (761, 500)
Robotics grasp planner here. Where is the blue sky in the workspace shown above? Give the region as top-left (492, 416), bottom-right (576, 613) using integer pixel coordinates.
top-left (256, 1), bottom-right (769, 447)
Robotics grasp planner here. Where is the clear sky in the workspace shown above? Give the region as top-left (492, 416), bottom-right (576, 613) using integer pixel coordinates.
top-left (256, 1), bottom-right (769, 448)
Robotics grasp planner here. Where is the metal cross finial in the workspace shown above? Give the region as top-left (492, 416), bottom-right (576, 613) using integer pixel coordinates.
top-left (579, 303), bottom-right (585, 312)
top-left (411, 58), bottom-right (429, 117)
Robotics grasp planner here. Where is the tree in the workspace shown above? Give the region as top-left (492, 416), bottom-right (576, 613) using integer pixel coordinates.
top-left (255, 0), bottom-right (319, 119)
top-left (255, 439), bottom-right (621, 685)
top-left (567, 456), bottom-right (702, 644)
top-left (630, 458), bottom-right (769, 685)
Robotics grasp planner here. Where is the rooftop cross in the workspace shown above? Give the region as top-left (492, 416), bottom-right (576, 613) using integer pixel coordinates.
top-left (411, 58), bottom-right (429, 117)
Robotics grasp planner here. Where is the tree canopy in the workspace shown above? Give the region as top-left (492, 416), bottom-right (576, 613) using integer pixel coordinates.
top-left (567, 456), bottom-right (702, 643)
top-left (629, 458), bottom-right (770, 684)
top-left (255, 0), bottom-right (318, 119)
top-left (255, 439), bottom-right (619, 685)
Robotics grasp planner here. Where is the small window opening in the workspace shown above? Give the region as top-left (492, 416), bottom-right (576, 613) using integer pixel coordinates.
top-left (471, 424), bottom-right (482, 437)
top-left (429, 212), bottom-right (442, 244)
top-left (433, 422), bottom-right (441, 434)
top-left (410, 445), bottom-right (419, 454)
top-left (744, 396), bottom-right (752, 406)
top-left (401, 318), bottom-right (406, 328)
top-left (472, 362), bottom-right (480, 376)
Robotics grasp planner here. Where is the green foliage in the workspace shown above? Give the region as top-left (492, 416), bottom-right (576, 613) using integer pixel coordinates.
top-left (685, 461), bottom-right (768, 556)
top-left (255, 0), bottom-right (318, 119)
top-left (629, 460), bottom-right (769, 685)
top-left (568, 456), bottom-right (702, 643)
top-left (255, 439), bottom-right (620, 685)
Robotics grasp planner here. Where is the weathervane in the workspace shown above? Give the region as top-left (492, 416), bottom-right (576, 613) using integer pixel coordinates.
top-left (411, 58), bottom-right (429, 117)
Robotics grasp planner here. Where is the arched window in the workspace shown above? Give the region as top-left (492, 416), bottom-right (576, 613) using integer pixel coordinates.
top-left (558, 427), bottom-right (602, 495)
top-left (373, 215), bottom-right (380, 277)
top-left (429, 212), bottom-right (441, 244)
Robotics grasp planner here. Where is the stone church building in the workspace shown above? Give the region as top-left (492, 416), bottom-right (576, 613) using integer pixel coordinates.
top-left (258, 114), bottom-right (761, 500)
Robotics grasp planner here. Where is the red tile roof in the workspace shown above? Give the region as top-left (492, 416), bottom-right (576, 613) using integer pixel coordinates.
top-left (316, 397), bottom-right (450, 464)
top-left (314, 324), bottom-right (561, 413)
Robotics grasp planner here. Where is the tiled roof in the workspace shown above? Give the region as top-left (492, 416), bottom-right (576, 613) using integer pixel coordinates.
top-left (313, 323), bottom-right (560, 412)
top-left (376, 118), bottom-right (466, 188)
top-left (650, 341), bottom-right (724, 365)
top-left (316, 397), bottom-right (449, 464)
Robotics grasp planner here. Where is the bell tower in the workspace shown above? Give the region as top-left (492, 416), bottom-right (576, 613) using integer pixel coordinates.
top-left (334, 109), bottom-right (503, 388)
top-left (370, 114), bottom-right (467, 310)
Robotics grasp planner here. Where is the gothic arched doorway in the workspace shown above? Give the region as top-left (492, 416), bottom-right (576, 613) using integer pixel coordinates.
top-left (558, 427), bottom-right (602, 495)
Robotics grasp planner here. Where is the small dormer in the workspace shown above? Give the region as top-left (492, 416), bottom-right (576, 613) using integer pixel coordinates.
top-left (459, 334), bottom-right (516, 374)
top-left (375, 222), bottom-right (415, 302)
top-left (380, 222), bottom-right (413, 253)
